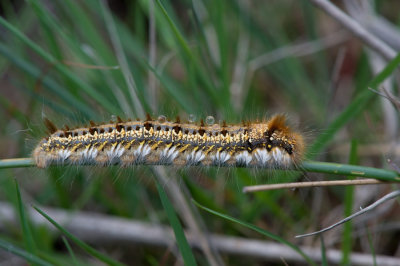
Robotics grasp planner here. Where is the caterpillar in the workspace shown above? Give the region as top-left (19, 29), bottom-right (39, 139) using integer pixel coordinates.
top-left (33, 114), bottom-right (304, 169)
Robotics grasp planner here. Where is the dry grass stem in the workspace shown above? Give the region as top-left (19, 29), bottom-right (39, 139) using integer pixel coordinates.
top-left (152, 166), bottom-right (223, 266)
top-left (310, 0), bottom-right (396, 61)
top-left (243, 179), bottom-right (388, 193)
top-left (296, 190), bottom-right (400, 238)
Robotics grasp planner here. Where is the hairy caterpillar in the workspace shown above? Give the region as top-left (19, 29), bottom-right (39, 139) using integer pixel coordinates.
top-left (33, 114), bottom-right (304, 169)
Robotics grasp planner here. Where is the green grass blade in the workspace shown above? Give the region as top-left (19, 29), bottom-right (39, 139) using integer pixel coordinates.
top-left (0, 16), bottom-right (51, 62)
top-left (144, 63), bottom-right (195, 113)
top-left (28, 0), bottom-right (63, 60)
top-left (300, 161), bottom-right (400, 182)
top-left (1, 158), bottom-right (400, 182)
top-left (0, 16), bottom-right (120, 114)
top-left (308, 52), bottom-right (400, 156)
top-left (0, 96), bottom-right (29, 125)
top-left (0, 158), bottom-right (34, 169)
top-left (155, 0), bottom-right (220, 107)
top-left (100, 0), bottom-right (144, 117)
top-left (14, 180), bottom-right (36, 254)
top-left (33, 206), bottom-right (124, 266)
top-left (155, 0), bottom-right (193, 67)
top-left (320, 236), bottom-right (327, 266)
top-left (341, 140), bottom-right (358, 265)
top-left (367, 229), bottom-right (377, 266)
top-left (192, 199), bottom-right (316, 266)
top-left (61, 0), bottom-right (116, 64)
top-left (62, 236), bottom-right (79, 266)
top-left (0, 239), bottom-right (52, 266)
top-left (155, 180), bottom-right (197, 266)
top-left (0, 43), bottom-right (97, 118)
top-left (307, 88), bottom-right (373, 157)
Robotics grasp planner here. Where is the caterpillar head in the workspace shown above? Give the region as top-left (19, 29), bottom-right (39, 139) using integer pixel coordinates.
top-left (248, 115), bottom-right (304, 166)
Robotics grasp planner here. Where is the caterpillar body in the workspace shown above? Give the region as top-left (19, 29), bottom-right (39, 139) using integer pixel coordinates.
top-left (33, 115), bottom-right (304, 169)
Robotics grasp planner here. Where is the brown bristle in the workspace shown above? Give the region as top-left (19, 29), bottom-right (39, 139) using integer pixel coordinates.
top-left (175, 116), bottom-right (181, 123)
top-left (200, 119), bottom-right (205, 127)
top-left (63, 125), bottom-right (70, 131)
top-left (117, 116), bottom-right (123, 123)
top-left (146, 113), bottom-right (152, 121)
top-left (198, 128), bottom-right (205, 136)
top-left (173, 125), bottom-right (181, 133)
top-left (144, 122), bottom-right (152, 131)
top-left (44, 118), bottom-right (57, 134)
top-left (89, 120), bottom-right (96, 127)
top-left (222, 121), bottom-right (227, 127)
top-left (267, 114), bottom-right (289, 133)
top-left (116, 124), bottom-right (122, 132)
top-left (291, 132), bottom-right (305, 161)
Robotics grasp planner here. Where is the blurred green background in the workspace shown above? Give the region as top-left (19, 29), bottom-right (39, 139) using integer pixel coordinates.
top-left (0, 0), bottom-right (399, 265)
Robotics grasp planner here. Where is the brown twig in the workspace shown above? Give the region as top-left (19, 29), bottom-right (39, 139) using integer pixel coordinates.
top-left (309, 0), bottom-right (396, 61)
top-left (296, 190), bottom-right (400, 238)
top-left (243, 178), bottom-right (387, 193)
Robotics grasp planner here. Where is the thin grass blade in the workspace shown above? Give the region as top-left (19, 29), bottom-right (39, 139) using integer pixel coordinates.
top-left (33, 206), bottom-right (124, 266)
top-left (62, 236), bottom-right (79, 266)
top-left (155, 180), bottom-right (197, 266)
top-left (341, 140), bottom-right (358, 264)
top-left (308, 52), bottom-right (400, 156)
top-left (0, 238), bottom-right (51, 266)
top-left (14, 180), bottom-right (36, 254)
top-left (0, 16), bottom-right (119, 114)
top-left (320, 236), bottom-right (327, 266)
top-left (192, 199), bottom-right (316, 266)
